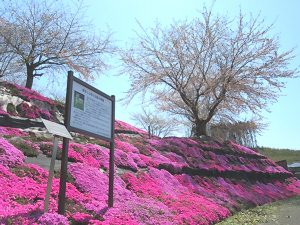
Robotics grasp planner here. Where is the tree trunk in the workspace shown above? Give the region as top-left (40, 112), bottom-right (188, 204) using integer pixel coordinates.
top-left (193, 120), bottom-right (208, 137)
top-left (25, 65), bottom-right (34, 89)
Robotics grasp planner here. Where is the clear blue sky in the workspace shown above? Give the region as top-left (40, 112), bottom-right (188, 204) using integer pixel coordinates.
top-left (40, 0), bottom-right (300, 149)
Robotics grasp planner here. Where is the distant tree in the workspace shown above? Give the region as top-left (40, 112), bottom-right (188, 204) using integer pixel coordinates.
top-left (132, 108), bottom-right (178, 137)
top-left (209, 119), bottom-right (264, 147)
top-left (0, 0), bottom-right (114, 89)
top-left (121, 7), bottom-right (297, 137)
top-left (0, 44), bottom-right (14, 78)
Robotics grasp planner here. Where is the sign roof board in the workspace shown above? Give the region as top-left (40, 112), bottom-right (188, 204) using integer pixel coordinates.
top-left (42, 118), bottom-right (73, 139)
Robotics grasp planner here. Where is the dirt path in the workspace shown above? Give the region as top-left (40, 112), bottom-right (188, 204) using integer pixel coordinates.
top-left (258, 196), bottom-right (300, 225)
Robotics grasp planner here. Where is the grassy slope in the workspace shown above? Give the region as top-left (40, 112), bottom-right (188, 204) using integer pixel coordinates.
top-left (216, 195), bottom-right (300, 225)
top-left (256, 147), bottom-right (300, 164)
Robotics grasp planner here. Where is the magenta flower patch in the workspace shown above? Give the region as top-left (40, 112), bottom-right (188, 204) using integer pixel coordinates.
top-left (0, 82), bottom-right (300, 224)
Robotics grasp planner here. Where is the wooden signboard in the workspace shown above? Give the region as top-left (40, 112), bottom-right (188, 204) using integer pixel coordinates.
top-left (58, 71), bottom-right (116, 215)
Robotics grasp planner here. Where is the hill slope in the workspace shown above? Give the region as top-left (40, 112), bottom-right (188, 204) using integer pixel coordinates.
top-left (257, 147), bottom-right (300, 164)
top-left (0, 81), bottom-right (300, 225)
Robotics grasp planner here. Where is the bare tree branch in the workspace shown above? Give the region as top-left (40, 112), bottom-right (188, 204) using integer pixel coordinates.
top-left (120, 7), bottom-right (298, 137)
top-left (0, 0), bottom-right (115, 89)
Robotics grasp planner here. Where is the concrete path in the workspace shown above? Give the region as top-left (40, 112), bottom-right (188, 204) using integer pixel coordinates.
top-left (25, 154), bottom-right (62, 171)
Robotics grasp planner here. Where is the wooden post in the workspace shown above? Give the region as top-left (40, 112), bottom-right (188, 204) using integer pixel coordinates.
top-left (108, 95), bottom-right (115, 207)
top-left (44, 136), bottom-right (59, 212)
top-left (148, 125), bottom-right (151, 138)
top-left (58, 71), bottom-right (73, 215)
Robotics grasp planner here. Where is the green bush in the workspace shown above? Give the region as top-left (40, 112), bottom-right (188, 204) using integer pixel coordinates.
top-left (10, 139), bottom-right (40, 157)
top-left (6, 103), bottom-right (16, 115)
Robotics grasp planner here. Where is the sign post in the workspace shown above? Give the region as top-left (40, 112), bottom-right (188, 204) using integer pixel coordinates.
top-left (41, 118), bottom-right (72, 212)
top-left (58, 71), bottom-right (73, 215)
top-left (44, 136), bottom-right (59, 212)
top-left (108, 95), bottom-right (115, 207)
top-left (58, 71), bottom-right (115, 214)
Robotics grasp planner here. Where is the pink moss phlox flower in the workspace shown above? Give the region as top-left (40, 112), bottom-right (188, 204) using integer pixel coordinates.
top-left (19, 140), bottom-right (41, 154)
top-left (122, 168), bottom-right (230, 225)
top-left (1, 83), bottom-right (300, 224)
top-left (71, 212), bottom-right (93, 224)
top-left (4, 82), bottom-right (54, 105)
top-left (15, 102), bottom-right (52, 120)
top-left (115, 149), bottom-right (138, 171)
top-left (68, 163), bottom-right (108, 198)
top-left (68, 163), bottom-right (137, 215)
top-left (93, 212), bottom-right (140, 225)
top-left (0, 137), bottom-right (25, 167)
top-left (128, 152), bottom-right (147, 168)
top-left (16, 102), bottom-right (40, 119)
top-left (0, 126), bottom-right (28, 137)
top-left (121, 171), bottom-right (163, 198)
top-left (101, 197), bottom-right (174, 225)
top-left (38, 213), bottom-right (68, 225)
top-left (149, 152), bottom-right (173, 167)
top-left (0, 108), bottom-right (9, 115)
top-left (148, 168), bottom-right (186, 195)
top-left (68, 163), bottom-right (131, 199)
top-left (39, 109), bottom-right (53, 120)
top-left (115, 140), bottom-right (140, 153)
top-left (164, 152), bottom-right (188, 166)
top-left (225, 140), bottom-right (261, 156)
top-left (0, 164), bottom-right (44, 223)
top-left (115, 120), bottom-right (147, 134)
top-left (85, 143), bottom-right (110, 169)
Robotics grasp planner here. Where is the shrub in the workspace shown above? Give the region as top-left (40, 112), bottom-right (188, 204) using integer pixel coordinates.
top-left (9, 139), bottom-right (40, 157)
top-left (6, 103), bottom-right (17, 115)
top-left (16, 102), bottom-right (38, 119)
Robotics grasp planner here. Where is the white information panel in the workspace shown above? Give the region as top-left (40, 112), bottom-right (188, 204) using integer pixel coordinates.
top-left (41, 118), bottom-right (73, 139)
top-left (69, 80), bottom-right (112, 140)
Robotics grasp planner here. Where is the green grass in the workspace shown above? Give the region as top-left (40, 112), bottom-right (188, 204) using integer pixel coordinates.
top-left (256, 147), bottom-right (300, 164)
top-left (217, 204), bottom-right (277, 225)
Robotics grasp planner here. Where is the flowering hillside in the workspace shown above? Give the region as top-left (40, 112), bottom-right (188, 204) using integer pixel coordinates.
top-left (0, 81), bottom-right (300, 225)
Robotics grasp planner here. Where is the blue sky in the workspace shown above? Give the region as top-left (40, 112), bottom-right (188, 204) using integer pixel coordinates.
top-left (39, 0), bottom-right (300, 149)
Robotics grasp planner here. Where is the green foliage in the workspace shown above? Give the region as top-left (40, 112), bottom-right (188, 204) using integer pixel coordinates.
top-left (257, 147), bottom-right (300, 164)
top-left (9, 139), bottom-right (39, 157)
top-left (217, 204), bottom-right (277, 225)
top-left (54, 170), bottom-right (75, 184)
top-left (65, 198), bottom-right (89, 214)
top-left (6, 216), bottom-right (23, 225)
top-left (217, 196), bottom-right (300, 225)
top-left (14, 196), bottom-right (31, 205)
top-left (10, 165), bottom-right (45, 183)
top-left (26, 135), bottom-right (51, 143)
top-left (39, 142), bottom-right (62, 159)
top-left (54, 102), bottom-right (65, 114)
top-left (73, 134), bottom-right (109, 147)
top-left (6, 103), bottom-right (16, 115)
top-left (7, 85), bottom-right (20, 97)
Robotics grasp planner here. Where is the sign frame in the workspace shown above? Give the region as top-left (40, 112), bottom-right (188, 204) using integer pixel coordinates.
top-left (58, 71), bottom-right (116, 215)
top-left (66, 74), bottom-right (114, 142)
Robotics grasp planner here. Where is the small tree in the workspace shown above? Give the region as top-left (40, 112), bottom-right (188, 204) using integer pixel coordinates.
top-left (121, 7), bottom-right (297, 137)
top-left (132, 108), bottom-right (178, 137)
top-left (0, 0), bottom-right (113, 89)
